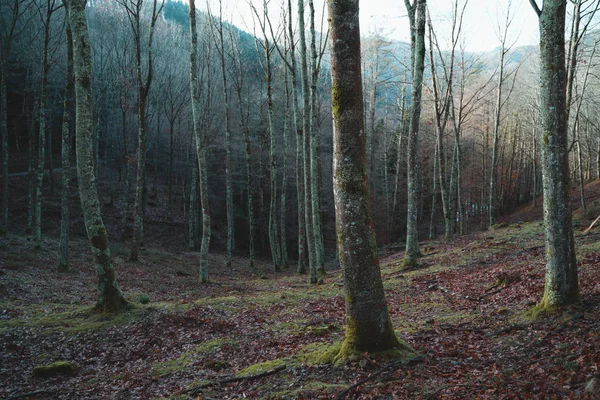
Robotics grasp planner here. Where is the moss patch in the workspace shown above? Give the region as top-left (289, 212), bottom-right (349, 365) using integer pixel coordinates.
top-left (236, 358), bottom-right (287, 376)
top-left (152, 338), bottom-right (237, 376)
top-left (0, 302), bottom-right (152, 333)
top-left (33, 361), bottom-right (75, 378)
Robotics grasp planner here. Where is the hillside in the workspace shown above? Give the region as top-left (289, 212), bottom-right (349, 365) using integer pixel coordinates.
top-left (1, 174), bottom-right (599, 399)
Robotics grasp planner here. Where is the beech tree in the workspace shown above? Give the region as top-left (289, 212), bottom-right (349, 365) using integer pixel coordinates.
top-left (119, 0), bottom-right (165, 261)
top-left (529, 0), bottom-right (580, 308)
top-left (188, 0), bottom-right (211, 283)
top-left (328, 0), bottom-right (414, 363)
top-left (66, 0), bottom-right (128, 312)
top-left (58, 15), bottom-right (73, 272)
top-left (403, 0), bottom-right (426, 266)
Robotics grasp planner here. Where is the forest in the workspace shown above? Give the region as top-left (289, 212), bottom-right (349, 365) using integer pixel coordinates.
top-left (1, 0), bottom-right (600, 398)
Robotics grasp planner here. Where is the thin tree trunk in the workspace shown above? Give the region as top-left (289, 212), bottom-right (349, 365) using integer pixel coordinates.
top-left (67, 0), bottom-right (128, 313)
top-left (35, 2), bottom-right (54, 248)
top-left (308, 0), bottom-right (325, 275)
top-left (403, 0), bottom-right (427, 266)
top-left (287, 0), bottom-right (306, 274)
top-left (298, 0), bottom-right (317, 283)
top-left (59, 19), bottom-right (74, 272)
top-left (189, 0), bottom-right (211, 283)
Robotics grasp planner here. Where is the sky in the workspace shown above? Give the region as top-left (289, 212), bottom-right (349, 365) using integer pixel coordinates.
top-left (203, 0), bottom-right (541, 53)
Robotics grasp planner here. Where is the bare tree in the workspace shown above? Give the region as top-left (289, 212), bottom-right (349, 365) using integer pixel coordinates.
top-left (328, 0), bottom-right (414, 363)
top-left (188, 0), bottom-right (211, 282)
top-left (529, 0), bottom-right (580, 308)
top-left (403, 0), bottom-right (427, 267)
top-left (66, 0), bottom-right (128, 312)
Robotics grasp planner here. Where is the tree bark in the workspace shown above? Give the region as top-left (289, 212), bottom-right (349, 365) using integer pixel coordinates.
top-left (298, 0), bottom-right (317, 283)
top-left (328, 0), bottom-right (413, 363)
top-left (67, 0), bottom-right (128, 313)
top-left (530, 0), bottom-right (580, 308)
top-left (189, 0), bottom-right (211, 283)
top-left (59, 18), bottom-right (74, 272)
top-left (403, 0), bottom-right (426, 266)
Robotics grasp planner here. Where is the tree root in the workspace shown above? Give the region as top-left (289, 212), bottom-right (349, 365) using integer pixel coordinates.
top-left (335, 351), bottom-right (429, 399)
top-left (185, 364), bottom-right (286, 396)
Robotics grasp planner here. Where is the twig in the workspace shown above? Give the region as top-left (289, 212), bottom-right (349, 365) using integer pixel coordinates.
top-left (583, 215), bottom-right (600, 234)
top-left (6, 390), bottom-right (56, 400)
top-left (335, 351), bottom-right (429, 400)
top-left (186, 364), bottom-right (286, 395)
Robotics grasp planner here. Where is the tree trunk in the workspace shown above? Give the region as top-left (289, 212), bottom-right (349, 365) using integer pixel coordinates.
top-left (67, 0), bottom-right (128, 313)
top-left (35, 4), bottom-right (53, 248)
top-left (59, 19), bottom-right (74, 272)
top-left (287, 0), bottom-right (306, 274)
top-left (328, 0), bottom-right (413, 363)
top-left (0, 54), bottom-right (8, 235)
top-left (216, 4), bottom-right (234, 268)
top-left (189, 0), bottom-right (211, 283)
top-left (403, 0), bottom-right (427, 266)
top-left (298, 0), bottom-right (317, 283)
top-left (308, 0), bottom-right (325, 275)
top-left (530, 0), bottom-right (580, 308)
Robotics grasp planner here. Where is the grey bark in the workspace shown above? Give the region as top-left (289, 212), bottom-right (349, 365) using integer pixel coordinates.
top-left (328, 0), bottom-right (411, 361)
top-left (298, 0), bottom-right (317, 283)
top-left (59, 17), bottom-right (74, 272)
top-left (308, 0), bottom-right (325, 275)
top-left (125, 0), bottom-right (164, 261)
top-left (34, 0), bottom-right (57, 248)
top-left (189, 0), bottom-right (211, 283)
top-left (403, 0), bottom-right (426, 266)
top-left (529, 0), bottom-right (580, 307)
top-left (66, 0), bottom-right (128, 313)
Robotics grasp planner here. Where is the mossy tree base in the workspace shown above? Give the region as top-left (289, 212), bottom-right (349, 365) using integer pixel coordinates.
top-left (316, 338), bottom-right (416, 367)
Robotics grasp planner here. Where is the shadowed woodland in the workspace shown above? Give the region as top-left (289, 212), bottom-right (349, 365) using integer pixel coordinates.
top-left (1, 0), bottom-right (600, 398)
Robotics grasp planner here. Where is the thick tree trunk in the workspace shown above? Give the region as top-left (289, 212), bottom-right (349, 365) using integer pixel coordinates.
top-left (189, 0), bottom-right (211, 283)
top-left (67, 0), bottom-right (128, 313)
top-left (403, 0), bottom-right (426, 266)
top-left (328, 0), bottom-right (413, 363)
top-left (59, 20), bottom-right (74, 272)
top-left (530, 0), bottom-right (580, 308)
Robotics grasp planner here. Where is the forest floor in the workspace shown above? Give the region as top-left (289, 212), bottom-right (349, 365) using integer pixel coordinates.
top-left (1, 180), bottom-right (600, 398)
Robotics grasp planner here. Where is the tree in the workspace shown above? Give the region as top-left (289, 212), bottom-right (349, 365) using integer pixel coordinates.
top-left (188, 0), bottom-right (211, 283)
top-left (327, 0), bottom-right (414, 363)
top-left (119, 0), bottom-right (165, 261)
top-left (33, 0), bottom-right (60, 249)
top-left (66, 0), bottom-right (128, 313)
top-left (403, 0), bottom-right (426, 266)
top-left (58, 14), bottom-right (74, 272)
top-left (251, 0), bottom-right (282, 272)
top-left (529, 0), bottom-right (580, 308)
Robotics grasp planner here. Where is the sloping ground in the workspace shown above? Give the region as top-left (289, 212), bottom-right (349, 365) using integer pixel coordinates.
top-left (1, 217), bottom-right (599, 399)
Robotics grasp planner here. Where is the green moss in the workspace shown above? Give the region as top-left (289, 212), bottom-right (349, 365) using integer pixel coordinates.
top-left (152, 338), bottom-right (236, 376)
top-left (236, 358), bottom-right (287, 376)
top-left (33, 361), bottom-right (75, 378)
top-left (0, 302), bottom-right (149, 333)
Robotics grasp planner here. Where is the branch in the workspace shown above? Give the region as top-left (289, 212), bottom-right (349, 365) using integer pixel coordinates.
top-left (529, 0), bottom-right (541, 17)
top-left (186, 364), bottom-right (287, 396)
